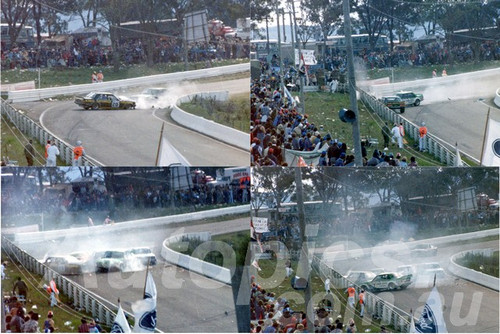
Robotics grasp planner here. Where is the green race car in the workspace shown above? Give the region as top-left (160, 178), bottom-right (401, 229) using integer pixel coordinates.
top-left (75, 92), bottom-right (136, 110)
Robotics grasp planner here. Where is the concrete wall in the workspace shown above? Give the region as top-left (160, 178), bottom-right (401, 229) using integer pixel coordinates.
top-left (495, 88), bottom-right (500, 108)
top-left (448, 248), bottom-right (499, 291)
top-left (161, 232), bottom-right (232, 284)
top-left (12, 205), bottom-right (250, 244)
top-left (8, 63), bottom-right (249, 103)
top-left (171, 91), bottom-right (249, 150)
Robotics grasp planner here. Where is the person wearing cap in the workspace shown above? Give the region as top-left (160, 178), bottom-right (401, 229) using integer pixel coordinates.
top-left (318, 151), bottom-right (327, 166)
top-left (335, 152), bottom-right (346, 166)
top-left (73, 140), bottom-right (86, 166)
top-left (419, 122), bottom-right (427, 152)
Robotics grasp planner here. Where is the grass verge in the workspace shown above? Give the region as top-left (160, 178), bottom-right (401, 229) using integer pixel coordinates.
top-left (1, 251), bottom-right (108, 332)
top-left (455, 250), bottom-right (499, 278)
top-left (179, 92), bottom-right (250, 132)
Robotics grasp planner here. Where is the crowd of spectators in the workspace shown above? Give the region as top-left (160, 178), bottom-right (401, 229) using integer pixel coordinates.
top-left (1, 35), bottom-right (250, 70)
top-left (1, 177), bottom-right (250, 219)
top-left (250, 64), bottom-right (420, 167)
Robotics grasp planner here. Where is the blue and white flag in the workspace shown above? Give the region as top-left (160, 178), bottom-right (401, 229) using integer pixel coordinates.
top-left (110, 304), bottom-right (131, 333)
top-left (414, 287), bottom-right (448, 333)
top-left (132, 271), bottom-right (157, 332)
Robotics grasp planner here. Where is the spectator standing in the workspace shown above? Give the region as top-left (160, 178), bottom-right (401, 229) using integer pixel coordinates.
top-left (45, 140), bottom-right (51, 159)
top-left (21, 312), bottom-right (40, 333)
top-left (91, 71), bottom-right (97, 83)
top-left (381, 122), bottom-right (391, 149)
top-left (1, 261), bottom-right (6, 279)
top-left (46, 141), bottom-right (60, 167)
top-left (24, 140), bottom-right (35, 166)
top-left (12, 276), bottom-right (28, 301)
top-left (347, 285), bottom-right (356, 308)
top-left (391, 123), bottom-right (403, 149)
top-left (73, 141), bottom-right (86, 166)
top-left (442, 68), bottom-right (447, 77)
top-left (358, 289), bottom-right (365, 317)
top-left (97, 70), bottom-right (104, 83)
top-left (432, 69), bottom-right (437, 78)
top-left (419, 122), bottom-right (427, 152)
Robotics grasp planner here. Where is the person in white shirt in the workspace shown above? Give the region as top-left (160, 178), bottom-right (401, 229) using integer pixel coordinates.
top-left (46, 141), bottom-right (60, 166)
top-left (391, 123), bottom-right (403, 148)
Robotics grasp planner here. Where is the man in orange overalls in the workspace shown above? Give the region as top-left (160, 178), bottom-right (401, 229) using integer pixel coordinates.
top-left (72, 140), bottom-right (85, 166)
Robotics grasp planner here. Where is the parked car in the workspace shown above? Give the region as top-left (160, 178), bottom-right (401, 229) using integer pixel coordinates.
top-left (44, 255), bottom-right (83, 275)
top-left (395, 91), bottom-right (424, 106)
top-left (380, 96), bottom-right (406, 113)
top-left (75, 92), bottom-right (136, 110)
top-left (360, 272), bottom-right (413, 292)
top-left (411, 243), bottom-right (438, 257)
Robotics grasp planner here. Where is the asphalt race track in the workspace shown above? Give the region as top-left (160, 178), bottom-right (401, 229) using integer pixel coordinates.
top-left (14, 77), bottom-right (249, 166)
top-left (15, 217), bottom-right (249, 333)
top-left (319, 237), bottom-right (499, 332)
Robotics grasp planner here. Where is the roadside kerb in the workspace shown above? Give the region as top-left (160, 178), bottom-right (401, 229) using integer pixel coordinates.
top-left (448, 248), bottom-right (499, 291)
top-left (171, 91), bottom-right (249, 150)
top-left (321, 228), bottom-right (499, 262)
top-left (1, 236), bottom-right (124, 328)
top-left (8, 63), bottom-right (249, 103)
top-left (161, 232), bottom-right (232, 284)
top-left (11, 205), bottom-right (250, 244)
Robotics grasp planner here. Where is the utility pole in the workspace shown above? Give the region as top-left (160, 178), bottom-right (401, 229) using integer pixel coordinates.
top-left (294, 167), bottom-right (314, 331)
top-left (290, 0), bottom-right (305, 114)
top-left (342, 0), bottom-right (363, 166)
top-left (276, 1), bottom-right (284, 90)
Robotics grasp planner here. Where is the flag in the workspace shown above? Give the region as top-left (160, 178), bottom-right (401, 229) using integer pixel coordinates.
top-left (454, 143), bottom-right (463, 167)
top-left (251, 259), bottom-right (262, 271)
top-left (297, 156), bottom-right (308, 167)
top-left (131, 272), bottom-right (157, 332)
top-left (110, 304), bottom-right (131, 333)
top-left (157, 136), bottom-right (190, 166)
top-left (414, 287), bottom-right (448, 333)
top-left (481, 113), bottom-right (500, 166)
top-left (283, 85), bottom-right (296, 107)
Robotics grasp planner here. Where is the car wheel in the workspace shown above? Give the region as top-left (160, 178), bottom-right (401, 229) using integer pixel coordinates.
top-left (400, 107), bottom-right (405, 113)
top-left (388, 283), bottom-right (397, 290)
top-left (92, 103), bottom-right (99, 110)
top-left (120, 263), bottom-right (126, 272)
top-left (124, 104), bottom-right (131, 110)
top-left (414, 99), bottom-right (420, 106)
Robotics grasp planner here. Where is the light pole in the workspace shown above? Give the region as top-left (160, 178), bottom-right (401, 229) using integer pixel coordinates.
top-left (290, 0), bottom-right (305, 114)
top-left (342, 0), bottom-right (363, 166)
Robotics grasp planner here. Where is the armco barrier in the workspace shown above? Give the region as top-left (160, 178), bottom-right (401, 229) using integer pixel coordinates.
top-left (8, 63), bottom-right (249, 103)
top-left (495, 88), bottom-right (500, 108)
top-left (312, 255), bottom-right (411, 332)
top-left (448, 249), bottom-right (499, 291)
top-left (359, 89), bottom-right (475, 166)
top-left (161, 232), bottom-right (232, 284)
top-left (1, 99), bottom-right (96, 166)
top-left (1, 236), bottom-right (122, 327)
top-left (322, 228), bottom-right (499, 263)
top-left (171, 91), bottom-right (249, 150)
top-left (12, 205), bottom-right (250, 244)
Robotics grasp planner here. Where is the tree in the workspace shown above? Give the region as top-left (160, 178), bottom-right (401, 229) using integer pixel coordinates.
top-left (252, 167), bottom-right (295, 219)
top-left (301, 0), bottom-right (342, 59)
top-left (1, 0), bottom-right (31, 47)
top-left (352, 0), bottom-right (388, 51)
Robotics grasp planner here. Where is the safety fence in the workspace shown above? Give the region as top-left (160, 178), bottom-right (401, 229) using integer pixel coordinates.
top-left (1, 236), bottom-right (122, 327)
top-left (1, 99), bottom-right (96, 166)
top-left (359, 89), bottom-right (473, 166)
top-left (312, 255), bottom-right (412, 333)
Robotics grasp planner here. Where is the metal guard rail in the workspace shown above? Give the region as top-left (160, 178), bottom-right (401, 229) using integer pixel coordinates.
top-left (359, 89), bottom-right (475, 166)
top-left (311, 255), bottom-right (412, 333)
top-left (1, 236), bottom-right (120, 327)
top-left (1, 99), bottom-right (96, 166)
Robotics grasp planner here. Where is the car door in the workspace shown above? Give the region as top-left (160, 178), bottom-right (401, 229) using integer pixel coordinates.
top-left (99, 94), bottom-right (111, 109)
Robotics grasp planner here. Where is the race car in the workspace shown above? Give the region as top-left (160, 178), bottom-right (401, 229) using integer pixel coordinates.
top-left (379, 96), bottom-right (406, 113)
top-left (95, 250), bottom-right (127, 272)
top-left (411, 243), bottom-right (438, 257)
top-left (74, 92), bottom-right (136, 110)
top-left (128, 247), bottom-right (157, 266)
top-left (359, 272), bottom-right (413, 292)
top-left (395, 91), bottom-right (424, 106)
top-left (44, 255), bottom-right (84, 275)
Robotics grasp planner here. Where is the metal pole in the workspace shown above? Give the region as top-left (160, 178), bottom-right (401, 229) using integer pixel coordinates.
top-left (276, 1), bottom-right (284, 91)
top-left (294, 167), bottom-right (313, 331)
top-left (184, 18), bottom-right (189, 71)
top-left (282, 9), bottom-right (286, 43)
top-left (291, 0), bottom-right (305, 114)
top-left (343, 0), bottom-right (363, 166)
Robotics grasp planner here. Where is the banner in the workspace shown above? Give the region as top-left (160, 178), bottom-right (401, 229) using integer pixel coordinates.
top-left (414, 287), bottom-right (448, 333)
top-left (481, 115), bottom-right (500, 166)
top-left (294, 49), bottom-right (317, 66)
top-left (253, 217), bottom-right (269, 233)
top-left (110, 304), bottom-right (131, 333)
